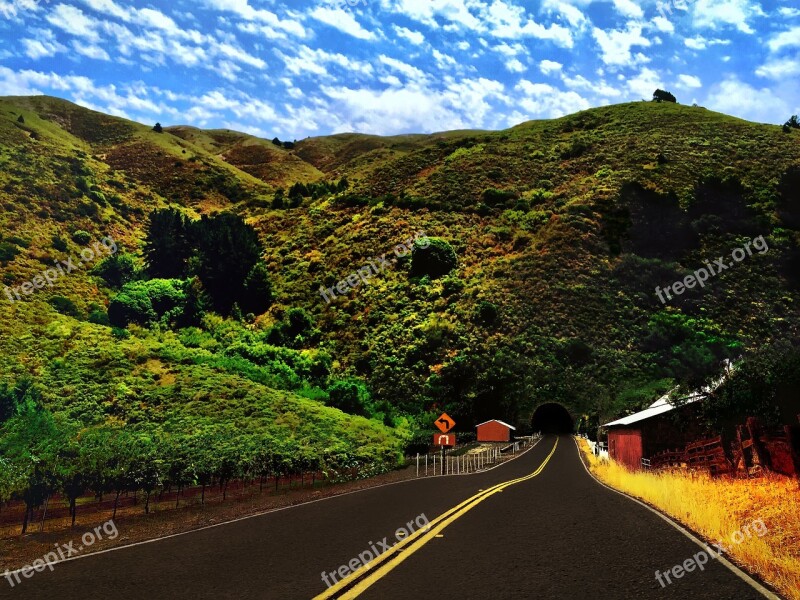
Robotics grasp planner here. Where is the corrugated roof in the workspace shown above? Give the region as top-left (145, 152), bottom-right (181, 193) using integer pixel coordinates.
top-left (602, 392), bottom-right (704, 427)
top-left (475, 419), bottom-right (517, 430)
top-left (602, 360), bottom-right (734, 428)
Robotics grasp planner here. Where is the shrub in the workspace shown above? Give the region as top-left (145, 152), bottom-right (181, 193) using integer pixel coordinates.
top-left (410, 238), bottom-right (457, 279)
top-left (51, 235), bottom-right (68, 252)
top-left (0, 242), bottom-right (20, 263)
top-left (475, 301), bottom-right (499, 325)
top-left (92, 253), bottom-right (138, 288)
top-left (108, 279), bottom-right (187, 327)
top-left (87, 308), bottom-right (111, 326)
top-left (49, 295), bottom-right (81, 318)
top-left (71, 230), bottom-right (92, 245)
top-left (327, 379), bottom-right (372, 416)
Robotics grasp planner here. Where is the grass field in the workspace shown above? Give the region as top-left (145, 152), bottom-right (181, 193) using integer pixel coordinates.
top-left (578, 438), bottom-right (800, 599)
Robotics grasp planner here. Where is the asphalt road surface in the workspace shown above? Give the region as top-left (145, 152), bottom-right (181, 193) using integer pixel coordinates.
top-left (3, 436), bottom-right (774, 600)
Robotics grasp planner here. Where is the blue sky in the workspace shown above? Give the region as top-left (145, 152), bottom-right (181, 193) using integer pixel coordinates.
top-left (0, 0), bottom-right (798, 138)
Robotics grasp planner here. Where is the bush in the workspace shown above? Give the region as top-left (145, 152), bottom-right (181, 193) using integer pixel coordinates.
top-left (410, 238), bottom-right (457, 279)
top-left (0, 242), bottom-right (20, 263)
top-left (475, 301), bottom-right (499, 325)
top-left (71, 230), bottom-right (92, 245)
top-left (49, 296), bottom-right (81, 318)
top-left (87, 308), bottom-right (110, 326)
top-left (92, 253), bottom-right (137, 288)
top-left (108, 279), bottom-right (187, 327)
top-left (51, 235), bottom-right (68, 252)
top-left (327, 379), bottom-right (372, 416)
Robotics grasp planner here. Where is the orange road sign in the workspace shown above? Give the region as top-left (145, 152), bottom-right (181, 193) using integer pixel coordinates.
top-left (435, 412), bottom-right (455, 433)
top-left (433, 433), bottom-right (455, 447)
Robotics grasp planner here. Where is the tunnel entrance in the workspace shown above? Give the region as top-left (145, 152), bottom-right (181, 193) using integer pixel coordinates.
top-left (531, 403), bottom-right (574, 434)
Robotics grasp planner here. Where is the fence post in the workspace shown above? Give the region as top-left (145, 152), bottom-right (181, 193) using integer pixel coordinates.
top-left (416, 453), bottom-right (419, 477)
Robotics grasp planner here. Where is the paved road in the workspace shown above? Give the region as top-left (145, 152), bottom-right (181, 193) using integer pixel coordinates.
top-left (4, 436), bottom-right (771, 600)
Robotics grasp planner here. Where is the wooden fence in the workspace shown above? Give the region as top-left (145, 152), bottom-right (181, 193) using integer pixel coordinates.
top-left (644, 415), bottom-right (800, 478)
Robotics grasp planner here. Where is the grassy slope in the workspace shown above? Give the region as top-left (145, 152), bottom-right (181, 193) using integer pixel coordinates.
top-left (0, 95), bottom-right (798, 432)
top-left (0, 95), bottom-right (404, 462)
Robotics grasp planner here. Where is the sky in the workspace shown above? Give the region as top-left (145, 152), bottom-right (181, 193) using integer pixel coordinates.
top-left (0, 0), bottom-right (798, 138)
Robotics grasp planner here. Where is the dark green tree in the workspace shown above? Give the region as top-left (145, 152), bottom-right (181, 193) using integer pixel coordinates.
top-left (410, 238), bottom-right (457, 278)
top-left (193, 213), bottom-right (263, 314)
top-left (143, 208), bottom-right (191, 278)
top-left (652, 89), bottom-right (677, 103)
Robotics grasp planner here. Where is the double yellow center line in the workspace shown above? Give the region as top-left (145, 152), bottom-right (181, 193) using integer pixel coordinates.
top-left (315, 437), bottom-right (559, 599)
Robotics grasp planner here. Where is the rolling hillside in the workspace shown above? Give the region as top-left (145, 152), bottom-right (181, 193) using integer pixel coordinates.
top-left (0, 94), bottom-right (799, 453)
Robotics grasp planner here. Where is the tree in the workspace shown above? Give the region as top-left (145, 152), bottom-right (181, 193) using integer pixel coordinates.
top-left (327, 380), bottom-right (372, 416)
top-left (271, 137), bottom-right (282, 146)
top-left (192, 213), bottom-right (264, 315)
top-left (143, 208), bottom-right (191, 278)
top-left (652, 89), bottom-right (677, 103)
top-left (17, 115), bottom-right (24, 124)
top-left (241, 262), bottom-right (274, 315)
top-left (108, 279), bottom-right (187, 327)
top-left (410, 238), bottom-right (458, 278)
top-left (153, 122), bottom-right (163, 133)
top-left (784, 115), bottom-right (800, 133)
top-left (91, 253), bottom-right (138, 288)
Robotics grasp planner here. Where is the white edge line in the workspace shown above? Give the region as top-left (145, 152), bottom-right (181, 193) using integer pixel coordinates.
top-left (571, 436), bottom-right (783, 600)
top-left (3, 438), bottom-right (543, 576)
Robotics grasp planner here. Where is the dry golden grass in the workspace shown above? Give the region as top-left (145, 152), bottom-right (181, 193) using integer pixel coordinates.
top-left (578, 438), bottom-right (800, 600)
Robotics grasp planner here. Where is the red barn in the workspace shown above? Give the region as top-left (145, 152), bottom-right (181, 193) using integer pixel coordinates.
top-left (604, 393), bottom-right (705, 470)
top-left (476, 420), bottom-right (516, 443)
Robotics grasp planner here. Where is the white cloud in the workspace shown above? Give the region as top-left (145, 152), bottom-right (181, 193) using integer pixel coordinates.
top-left (201, 0), bottom-right (306, 37)
top-left (505, 58), bottom-right (526, 72)
top-left (704, 76), bottom-right (791, 123)
top-left (515, 80), bottom-right (590, 118)
top-left (593, 22), bottom-right (650, 67)
top-left (73, 42), bottom-right (111, 61)
top-left (651, 16), bottom-right (675, 33)
top-left (691, 0), bottom-right (765, 34)
top-left (755, 55), bottom-right (800, 79)
top-left (21, 30), bottom-right (67, 59)
top-left (626, 67), bottom-right (664, 99)
top-left (46, 4), bottom-right (102, 42)
top-left (309, 7), bottom-right (377, 40)
top-left (612, 0), bottom-right (644, 19)
top-left (539, 59), bottom-right (563, 75)
top-left (677, 74), bottom-right (702, 88)
top-left (393, 25), bottom-right (425, 45)
top-left (379, 55), bottom-right (428, 82)
top-left (684, 35), bottom-right (731, 49)
top-left (767, 27), bottom-right (800, 52)
top-left (277, 45), bottom-right (374, 77)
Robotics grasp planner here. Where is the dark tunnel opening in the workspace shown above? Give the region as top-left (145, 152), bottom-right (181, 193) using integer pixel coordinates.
top-left (531, 403), bottom-right (575, 435)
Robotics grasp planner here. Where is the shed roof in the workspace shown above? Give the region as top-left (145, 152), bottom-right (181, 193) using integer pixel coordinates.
top-left (602, 393), bottom-right (704, 427)
top-left (602, 359), bottom-right (734, 428)
top-left (475, 419), bottom-right (517, 430)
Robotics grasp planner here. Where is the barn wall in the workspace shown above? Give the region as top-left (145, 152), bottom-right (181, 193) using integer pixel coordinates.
top-left (608, 428), bottom-right (643, 470)
top-left (477, 421), bottom-right (511, 442)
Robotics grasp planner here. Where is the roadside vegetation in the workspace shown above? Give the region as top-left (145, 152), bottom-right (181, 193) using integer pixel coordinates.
top-left (579, 439), bottom-right (800, 600)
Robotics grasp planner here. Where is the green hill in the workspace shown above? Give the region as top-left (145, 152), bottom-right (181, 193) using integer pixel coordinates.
top-left (0, 94), bottom-right (799, 492)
